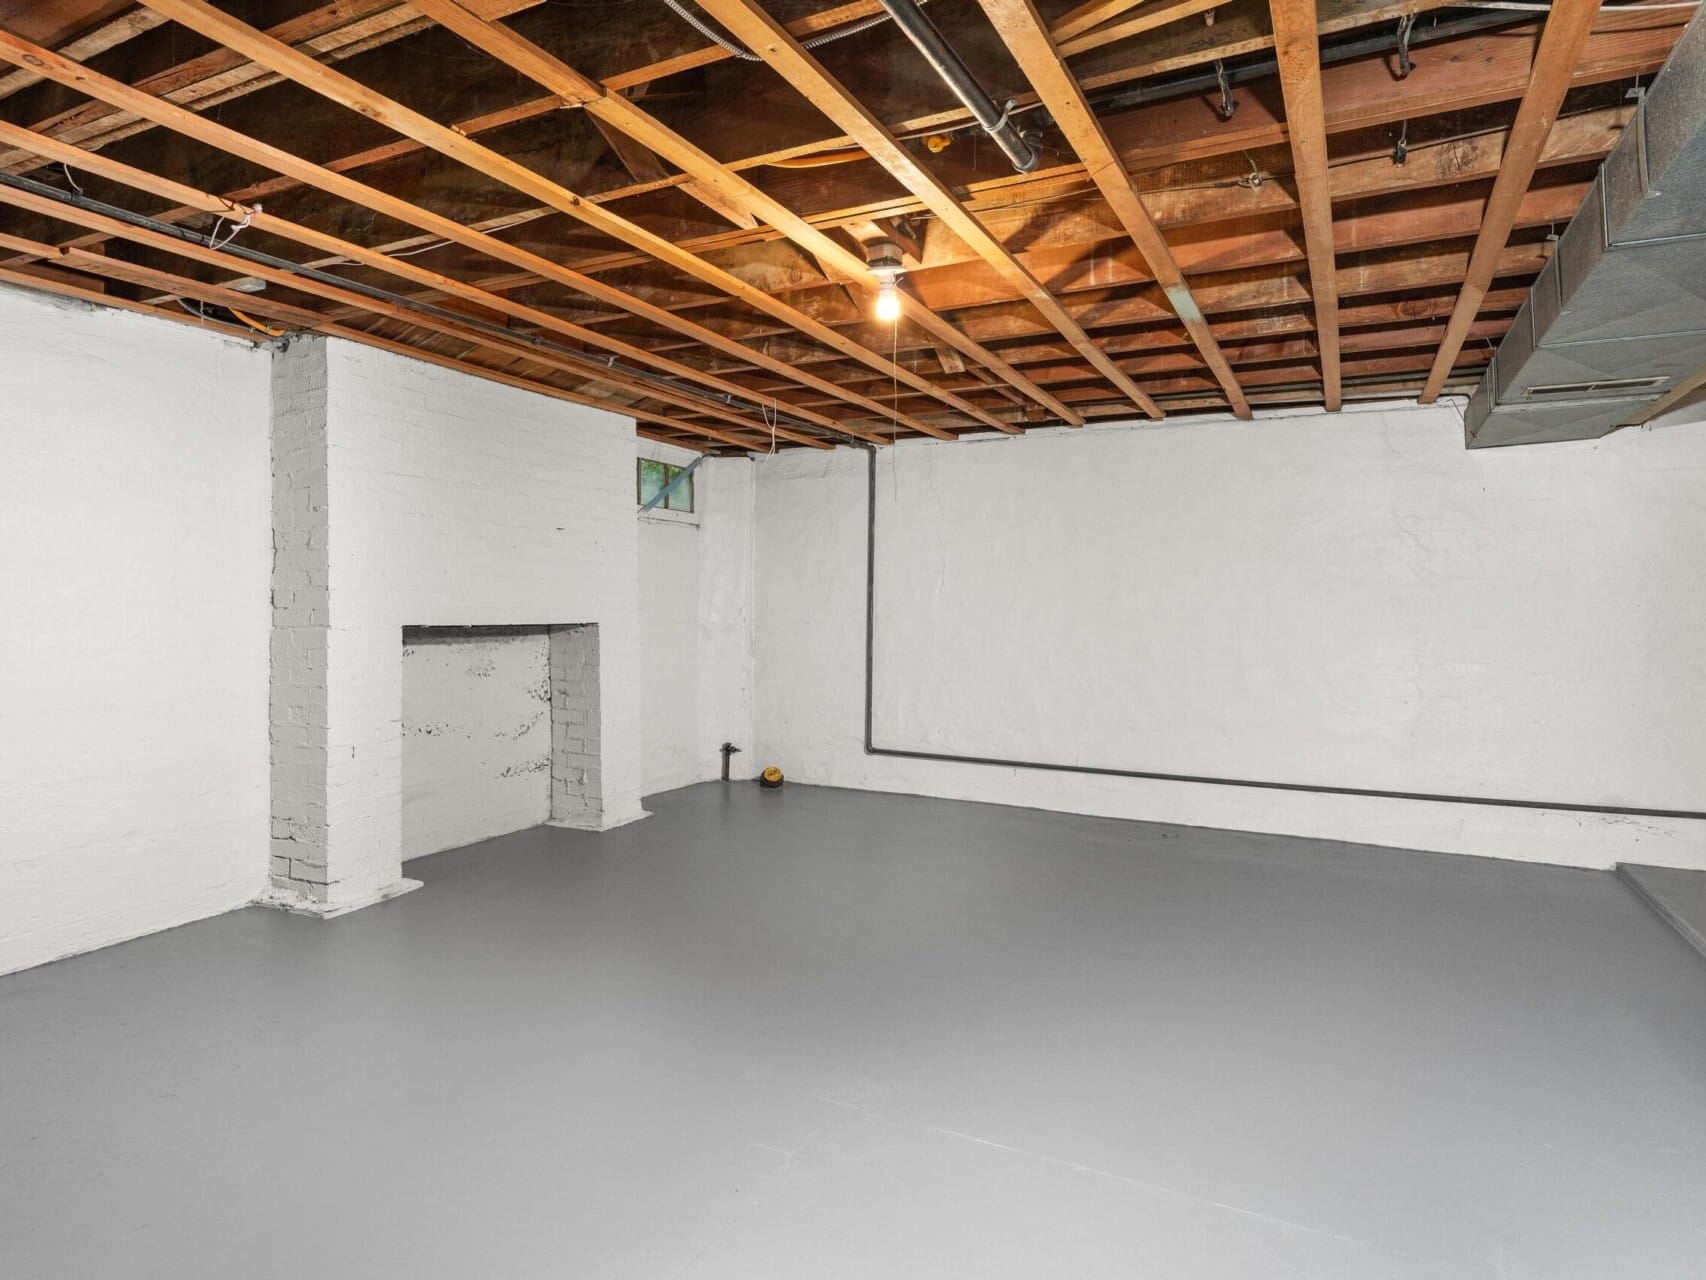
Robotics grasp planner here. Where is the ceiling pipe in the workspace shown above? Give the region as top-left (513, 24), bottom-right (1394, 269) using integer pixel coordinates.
top-left (877, 0), bottom-right (1040, 173)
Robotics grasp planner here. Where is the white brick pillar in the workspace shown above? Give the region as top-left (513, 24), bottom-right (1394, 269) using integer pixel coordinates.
top-left (262, 339), bottom-right (418, 916)
top-left (548, 625), bottom-right (604, 827)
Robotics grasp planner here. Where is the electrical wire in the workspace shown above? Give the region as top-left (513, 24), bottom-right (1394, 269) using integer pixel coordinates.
top-left (230, 307), bottom-right (288, 337)
top-left (384, 237), bottom-right (454, 258)
top-left (0, 170), bottom-right (841, 440)
top-left (207, 205), bottom-right (254, 250)
top-left (662, 0), bottom-right (758, 59)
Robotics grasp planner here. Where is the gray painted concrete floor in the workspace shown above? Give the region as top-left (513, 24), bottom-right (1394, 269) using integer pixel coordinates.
top-left (3, 784), bottom-right (1705, 1280)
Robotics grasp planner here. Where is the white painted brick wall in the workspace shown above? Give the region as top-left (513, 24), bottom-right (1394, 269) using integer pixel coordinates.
top-left (0, 283), bottom-right (272, 974)
top-left (269, 339), bottom-right (333, 895)
top-left (265, 337), bottom-right (645, 909)
top-left (402, 631), bottom-right (552, 858)
top-left (754, 408), bottom-right (1706, 871)
top-left (549, 625), bottom-right (603, 826)
top-left (637, 442), bottom-right (757, 795)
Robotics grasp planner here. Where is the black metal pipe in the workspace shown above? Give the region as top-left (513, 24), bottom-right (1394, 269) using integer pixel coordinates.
top-left (878, 0), bottom-right (1039, 173)
top-left (860, 448), bottom-right (1706, 822)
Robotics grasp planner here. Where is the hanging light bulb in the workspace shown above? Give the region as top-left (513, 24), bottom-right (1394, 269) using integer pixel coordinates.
top-left (865, 238), bottom-right (905, 325)
top-left (873, 281), bottom-right (902, 323)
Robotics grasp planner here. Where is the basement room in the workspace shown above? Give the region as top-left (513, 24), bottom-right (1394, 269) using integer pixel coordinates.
top-left (2, 0), bottom-right (1704, 1275)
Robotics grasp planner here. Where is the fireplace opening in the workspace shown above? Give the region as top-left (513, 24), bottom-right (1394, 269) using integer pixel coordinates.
top-left (401, 623), bottom-right (602, 859)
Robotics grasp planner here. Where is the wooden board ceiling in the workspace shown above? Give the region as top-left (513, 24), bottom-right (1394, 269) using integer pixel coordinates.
top-left (0, 0), bottom-right (1689, 452)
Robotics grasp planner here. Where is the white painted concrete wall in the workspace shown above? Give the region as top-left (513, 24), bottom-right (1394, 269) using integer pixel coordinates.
top-left (640, 517), bottom-right (701, 794)
top-left (637, 443), bottom-right (756, 796)
top-left (401, 631), bottom-right (552, 858)
top-left (753, 402), bottom-right (1706, 870)
top-left (0, 286), bottom-right (272, 974)
top-left (269, 337), bottom-right (645, 906)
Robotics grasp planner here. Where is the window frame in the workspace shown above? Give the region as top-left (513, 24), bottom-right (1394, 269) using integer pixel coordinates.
top-left (636, 457), bottom-right (694, 514)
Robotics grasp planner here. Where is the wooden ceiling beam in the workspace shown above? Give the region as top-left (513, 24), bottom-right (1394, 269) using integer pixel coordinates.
top-left (0, 117), bottom-right (841, 449)
top-left (693, 0), bottom-right (1154, 419)
top-left (586, 0), bottom-right (1454, 216)
top-left (1268, 0), bottom-right (1341, 409)
top-left (858, 241), bottom-right (1556, 350)
top-left (38, 12), bottom-right (1658, 307)
top-left (586, 85), bottom-right (762, 231)
top-left (1050, 346), bottom-right (1490, 401)
top-left (0, 26), bottom-right (914, 443)
top-left (0, 0), bottom-right (420, 174)
top-left (636, 178), bottom-right (1583, 381)
top-left (1051, 0), bottom-right (1153, 44)
top-left (538, 24), bottom-right (1662, 281)
top-left (743, 296), bottom-right (1522, 391)
top-left (982, 301), bottom-right (1525, 371)
top-left (820, 311), bottom-right (1515, 402)
top-left (979, 0), bottom-right (1251, 418)
top-left (407, 0), bottom-right (1058, 430)
top-left (1420, 0), bottom-right (1604, 401)
top-left (597, 167), bottom-right (1588, 351)
top-left (0, 258), bottom-right (254, 340)
top-left (0, 188), bottom-right (782, 451)
top-left (0, 4), bottom-right (164, 102)
top-left (1057, 0), bottom-right (1233, 59)
top-left (134, 0), bottom-right (981, 440)
top-left (2, 237), bottom-right (754, 449)
top-left (347, 106), bottom-right (1616, 356)
top-left (19, 0), bottom-right (1489, 270)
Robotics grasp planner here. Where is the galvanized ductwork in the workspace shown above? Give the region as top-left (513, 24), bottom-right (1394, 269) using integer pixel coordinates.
top-left (1463, 8), bottom-right (1706, 447)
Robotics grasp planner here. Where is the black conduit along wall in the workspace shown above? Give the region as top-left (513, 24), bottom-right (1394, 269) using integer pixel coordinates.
top-left (859, 447), bottom-right (1706, 822)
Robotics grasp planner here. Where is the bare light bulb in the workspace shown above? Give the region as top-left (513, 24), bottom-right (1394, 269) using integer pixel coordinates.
top-left (873, 281), bottom-right (902, 323)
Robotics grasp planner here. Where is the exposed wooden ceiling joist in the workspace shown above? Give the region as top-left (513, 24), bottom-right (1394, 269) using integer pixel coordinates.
top-left (980, 0), bottom-right (1250, 416)
top-left (0, 0), bottom-right (1689, 447)
top-left (0, 114), bottom-right (838, 449)
top-left (695, 0), bottom-right (1157, 419)
top-left (133, 0), bottom-right (997, 439)
top-left (408, 0), bottom-right (1066, 429)
top-left (0, 23), bottom-right (921, 444)
top-left (1269, 0), bottom-right (1342, 409)
top-left (0, 184), bottom-right (785, 449)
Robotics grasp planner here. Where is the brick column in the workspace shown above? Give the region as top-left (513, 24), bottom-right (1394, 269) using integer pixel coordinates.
top-left (547, 625), bottom-right (603, 827)
top-left (260, 339), bottom-right (418, 917)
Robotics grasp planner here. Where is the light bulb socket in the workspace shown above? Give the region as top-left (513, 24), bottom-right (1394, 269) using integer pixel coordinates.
top-left (865, 238), bottom-right (904, 282)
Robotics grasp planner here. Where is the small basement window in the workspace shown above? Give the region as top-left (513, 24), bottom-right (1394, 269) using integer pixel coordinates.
top-left (637, 458), bottom-right (694, 513)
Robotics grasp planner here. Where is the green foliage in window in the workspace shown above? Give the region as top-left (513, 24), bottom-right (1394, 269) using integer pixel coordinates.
top-left (637, 458), bottom-right (668, 506)
top-left (637, 458), bottom-right (694, 513)
top-left (667, 469), bottom-right (693, 512)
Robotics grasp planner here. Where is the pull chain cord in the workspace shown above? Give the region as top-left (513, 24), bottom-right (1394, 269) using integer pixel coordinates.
top-left (891, 315), bottom-right (900, 448)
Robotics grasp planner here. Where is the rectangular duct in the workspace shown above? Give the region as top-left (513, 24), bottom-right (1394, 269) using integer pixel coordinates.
top-left (1464, 8), bottom-right (1706, 447)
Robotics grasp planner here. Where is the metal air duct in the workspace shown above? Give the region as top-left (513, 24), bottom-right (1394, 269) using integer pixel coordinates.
top-left (1463, 7), bottom-right (1706, 447)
